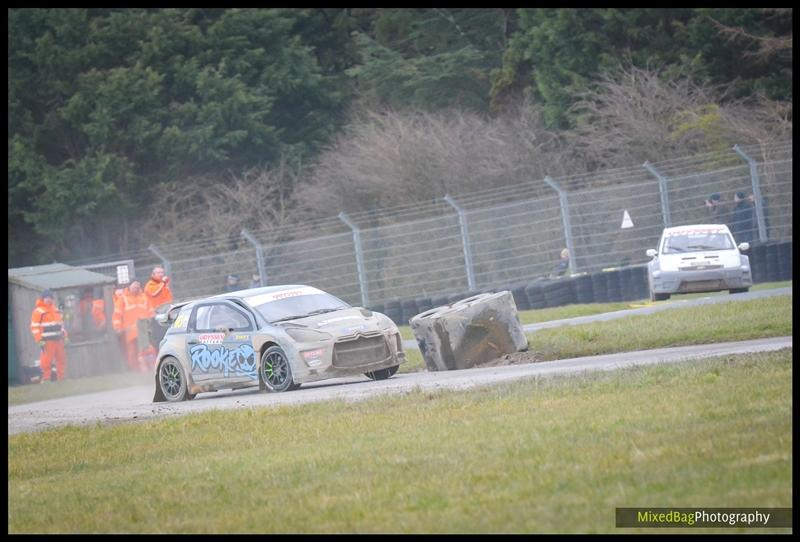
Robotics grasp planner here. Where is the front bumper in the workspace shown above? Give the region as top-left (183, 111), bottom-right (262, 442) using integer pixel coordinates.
top-left (291, 331), bottom-right (406, 383)
top-left (651, 267), bottom-right (752, 294)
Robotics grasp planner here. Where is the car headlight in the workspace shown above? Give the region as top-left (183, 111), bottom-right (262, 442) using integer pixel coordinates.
top-left (285, 328), bottom-right (332, 342)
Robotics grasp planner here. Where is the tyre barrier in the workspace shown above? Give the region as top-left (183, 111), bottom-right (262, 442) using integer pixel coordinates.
top-left (401, 298), bottom-right (420, 325)
top-left (619, 267), bottom-right (637, 301)
top-left (511, 284), bottom-right (531, 311)
top-left (525, 281), bottom-right (547, 309)
top-left (380, 245), bottom-right (788, 324)
top-left (591, 272), bottom-right (610, 303)
top-left (630, 265), bottom-right (649, 300)
top-left (383, 299), bottom-right (402, 325)
top-left (605, 270), bottom-right (623, 302)
top-left (749, 243), bottom-right (767, 283)
top-left (765, 242), bottom-right (780, 282)
top-left (776, 241), bottom-right (792, 281)
top-left (409, 291), bottom-right (528, 371)
top-left (575, 274), bottom-right (595, 304)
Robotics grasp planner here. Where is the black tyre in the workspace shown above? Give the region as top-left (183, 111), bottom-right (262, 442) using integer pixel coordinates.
top-left (158, 356), bottom-right (195, 402)
top-left (650, 290), bottom-right (670, 302)
top-left (260, 345), bottom-right (295, 393)
top-left (364, 365), bottom-right (399, 381)
top-left (729, 288), bottom-right (750, 294)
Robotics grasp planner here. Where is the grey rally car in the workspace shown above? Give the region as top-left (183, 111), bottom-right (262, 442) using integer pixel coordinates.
top-left (153, 285), bottom-right (405, 402)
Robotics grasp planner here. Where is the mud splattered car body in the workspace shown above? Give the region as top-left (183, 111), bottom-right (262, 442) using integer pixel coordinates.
top-left (153, 285), bottom-right (405, 402)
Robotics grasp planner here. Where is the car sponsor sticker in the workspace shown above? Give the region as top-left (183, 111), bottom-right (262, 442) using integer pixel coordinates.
top-left (245, 286), bottom-right (324, 306)
top-left (198, 333), bottom-right (225, 345)
top-left (233, 334), bottom-right (250, 341)
top-left (173, 314), bottom-right (188, 329)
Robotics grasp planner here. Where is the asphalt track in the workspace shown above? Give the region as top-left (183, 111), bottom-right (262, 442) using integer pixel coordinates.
top-left (9, 287), bottom-right (791, 435)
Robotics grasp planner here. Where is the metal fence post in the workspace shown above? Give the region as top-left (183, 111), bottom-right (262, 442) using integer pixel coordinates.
top-left (643, 161), bottom-right (672, 228)
top-left (338, 212), bottom-right (369, 307)
top-left (147, 244), bottom-right (172, 279)
top-left (241, 229), bottom-right (267, 286)
top-left (443, 194), bottom-right (476, 291)
top-left (542, 177), bottom-right (576, 275)
top-left (732, 145), bottom-right (768, 243)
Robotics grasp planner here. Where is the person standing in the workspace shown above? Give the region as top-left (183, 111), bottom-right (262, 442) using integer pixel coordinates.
top-left (112, 281), bottom-right (150, 372)
top-left (223, 274), bottom-right (240, 293)
top-left (29, 289), bottom-right (68, 382)
top-left (144, 266), bottom-right (173, 314)
top-left (730, 191), bottom-right (755, 243)
top-left (704, 192), bottom-right (730, 226)
top-left (144, 266), bottom-right (173, 357)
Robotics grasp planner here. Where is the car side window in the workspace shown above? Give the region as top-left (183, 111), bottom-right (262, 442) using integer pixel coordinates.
top-left (192, 304), bottom-right (252, 332)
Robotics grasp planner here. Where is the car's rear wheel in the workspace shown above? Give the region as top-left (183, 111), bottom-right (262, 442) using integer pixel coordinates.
top-left (729, 287), bottom-right (750, 294)
top-left (158, 356), bottom-right (195, 402)
top-left (260, 345), bottom-right (295, 392)
top-left (650, 290), bottom-right (670, 302)
top-left (364, 365), bottom-right (399, 381)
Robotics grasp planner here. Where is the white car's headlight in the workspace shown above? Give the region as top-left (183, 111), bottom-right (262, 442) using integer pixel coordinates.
top-left (285, 328), bottom-right (332, 342)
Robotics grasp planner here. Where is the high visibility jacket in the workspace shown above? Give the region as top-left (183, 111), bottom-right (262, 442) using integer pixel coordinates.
top-left (92, 299), bottom-right (106, 328)
top-left (30, 299), bottom-right (67, 342)
top-left (112, 291), bottom-right (150, 341)
top-left (144, 278), bottom-right (173, 314)
top-left (78, 297), bottom-right (107, 330)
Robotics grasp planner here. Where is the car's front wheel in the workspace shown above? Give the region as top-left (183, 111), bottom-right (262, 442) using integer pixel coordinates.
top-left (729, 287), bottom-right (750, 294)
top-left (364, 365), bottom-right (399, 381)
top-left (158, 356), bottom-right (195, 402)
top-left (260, 345), bottom-right (295, 392)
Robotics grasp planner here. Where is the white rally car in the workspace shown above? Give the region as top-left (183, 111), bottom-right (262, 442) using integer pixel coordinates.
top-left (646, 224), bottom-right (752, 301)
top-left (153, 285), bottom-right (405, 402)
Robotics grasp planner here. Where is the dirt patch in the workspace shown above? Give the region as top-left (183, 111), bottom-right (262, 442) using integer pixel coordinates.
top-left (475, 350), bottom-right (544, 368)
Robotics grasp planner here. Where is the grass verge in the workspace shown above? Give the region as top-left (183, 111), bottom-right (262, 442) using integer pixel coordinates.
top-left (398, 295), bottom-right (791, 373)
top-left (8, 349), bottom-right (792, 534)
top-left (527, 295), bottom-right (790, 362)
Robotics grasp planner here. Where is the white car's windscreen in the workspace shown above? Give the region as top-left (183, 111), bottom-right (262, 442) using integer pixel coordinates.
top-left (247, 289), bottom-right (350, 323)
top-left (662, 232), bottom-right (735, 254)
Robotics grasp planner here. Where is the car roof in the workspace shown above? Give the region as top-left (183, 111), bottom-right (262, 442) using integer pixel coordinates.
top-left (663, 224), bottom-right (731, 235)
top-left (208, 284), bottom-right (311, 300)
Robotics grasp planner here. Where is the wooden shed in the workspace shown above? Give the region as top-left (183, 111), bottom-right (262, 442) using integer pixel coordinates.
top-left (8, 263), bottom-right (124, 384)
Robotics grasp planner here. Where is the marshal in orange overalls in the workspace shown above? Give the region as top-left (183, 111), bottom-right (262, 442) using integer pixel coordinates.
top-left (30, 290), bottom-right (68, 381)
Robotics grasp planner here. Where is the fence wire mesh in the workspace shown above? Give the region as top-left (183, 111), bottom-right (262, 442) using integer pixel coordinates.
top-left (72, 142), bottom-right (792, 307)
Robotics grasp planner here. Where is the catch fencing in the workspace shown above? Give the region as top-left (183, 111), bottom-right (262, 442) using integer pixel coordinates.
top-left (73, 142), bottom-right (792, 308)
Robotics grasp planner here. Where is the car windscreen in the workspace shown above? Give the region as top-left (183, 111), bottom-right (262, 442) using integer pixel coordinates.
top-left (251, 293), bottom-right (350, 323)
top-left (662, 232), bottom-right (735, 254)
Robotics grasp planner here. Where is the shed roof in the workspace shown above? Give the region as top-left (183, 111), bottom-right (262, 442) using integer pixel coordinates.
top-left (8, 263), bottom-right (116, 291)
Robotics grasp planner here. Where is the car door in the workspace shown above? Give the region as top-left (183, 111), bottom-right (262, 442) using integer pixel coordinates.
top-left (186, 301), bottom-right (257, 386)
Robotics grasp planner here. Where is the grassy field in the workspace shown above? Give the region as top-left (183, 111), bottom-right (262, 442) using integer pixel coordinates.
top-left (8, 349), bottom-right (792, 534)
top-left (397, 294), bottom-right (792, 373)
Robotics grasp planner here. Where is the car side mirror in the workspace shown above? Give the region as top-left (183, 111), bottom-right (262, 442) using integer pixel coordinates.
top-left (738, 242), bottom-right (750, 252)
top-left (646, 249), bottom-right (657, 258)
